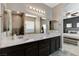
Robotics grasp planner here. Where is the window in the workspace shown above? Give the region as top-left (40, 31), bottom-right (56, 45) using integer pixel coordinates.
top-left (77, 23), bottom-right (79, 27)
top-left (66, 23), bottom-right (72, 28)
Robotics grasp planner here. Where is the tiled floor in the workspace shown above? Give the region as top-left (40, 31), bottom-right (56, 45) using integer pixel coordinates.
top-left (50, 43), bottom-right (79, 56)
top-left (50, 50), bottom-right (76, 56)
top-left (63, 43), bottom-right (79, 56)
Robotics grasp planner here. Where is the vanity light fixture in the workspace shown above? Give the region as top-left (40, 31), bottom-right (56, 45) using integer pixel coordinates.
top-left (25, 13), bottom-right (37, 18)
top-left (33, 8), bottom-right (36, 11)
top-left (36, 9), bottom-right (39, 12)
top-left (29, 6), bottom-right (32, 9)
top-left (28, 6), bottom-right (46, 14)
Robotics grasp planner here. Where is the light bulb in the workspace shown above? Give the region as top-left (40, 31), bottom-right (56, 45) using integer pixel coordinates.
top-left (17, 11), bottom-right (20, 14)
top-left (33, 8), bottom-right (35, 10)
top-left (41, 10), bottom-right (43, 13)
top-left (43, 11), bottom-right (45, 14)
top-left (38, 10), bottom-right (41, 13)
top-left (29, 6), bottom-right (32, 9)
top-left (36, 9), bottom-right (39, 12)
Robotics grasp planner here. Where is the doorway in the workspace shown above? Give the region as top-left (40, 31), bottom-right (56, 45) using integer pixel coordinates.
top-left (24, 16), bottom-right (36, 34)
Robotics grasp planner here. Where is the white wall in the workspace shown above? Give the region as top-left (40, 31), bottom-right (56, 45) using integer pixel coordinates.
top-left (0, 4), bottom-right (1, 15)
top-left (0, 4), bottom-right (2, 33)
top-left (64, 3), bottom-right (79, 12)
top-left (52, 4), bottom-right (64, 32)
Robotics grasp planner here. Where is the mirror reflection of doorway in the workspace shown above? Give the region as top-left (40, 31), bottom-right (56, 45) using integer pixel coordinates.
top-left (24, 16), bottom-right (36, 34)
top-left (12, 11), bottom-right (24, 35)
top-left (3, 11), bottom-right (9, 31)
top-left (40, 17), bottom-right (46, 33)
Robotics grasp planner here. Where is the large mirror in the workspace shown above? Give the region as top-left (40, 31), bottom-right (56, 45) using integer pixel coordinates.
top-left (3, 10), bottom-right (10, 32)
top-left (1, 9), bottom-right (12, 36)
top-left (24, 14), bottom-right (36, 34)
top-left (24, 14), bottom-right (47, 34)
top-left (1, 9), bottom-right (48, 36)
top-left (12, 11), bottom-right (24, 35)
top-left (40, 17), bottom-right (47, 33)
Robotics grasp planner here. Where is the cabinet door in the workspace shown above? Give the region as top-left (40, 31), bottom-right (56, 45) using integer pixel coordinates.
top-left (50, 38), bottom-right (56, 54)
top-left (7, 45), bottom-right (25, 56)
top-left (0, 49), bottom-right (8, 56)
top-left (50, 36), bottom-right (60, 54)
top-left (0, 44), bottom-right (25, 56)
top-left (25, 42), bottom-right (38, 56)
top-left (7, 49), bottom-right (24, 56)
top-left (39, 47), bottom-right (49, 56)
top-left (55, 36), bottom-right (60, 51)
top-left (38, 39), bottom-right (50, 56)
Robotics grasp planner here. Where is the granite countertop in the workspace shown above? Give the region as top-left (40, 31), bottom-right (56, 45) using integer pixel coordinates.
top-left (0, 32), bottom-right (61, 49)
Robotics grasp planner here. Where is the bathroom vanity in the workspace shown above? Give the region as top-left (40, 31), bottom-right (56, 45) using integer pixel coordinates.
top-left (0, 33), bottom-right (61, 56)
top-left (0, 4), bottom-right (61, 56)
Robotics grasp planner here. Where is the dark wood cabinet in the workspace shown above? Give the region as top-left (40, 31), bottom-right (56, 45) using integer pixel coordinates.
top-left (0, 36), bottom-right (61, 56)
top-left (0, 44), bottom-right (25, 56)
top-left (38, 39), bottom-right (50, 56)
top-left (55, 36), bottom-right (61, 51)
top-left (50, 38), bottom-right (56, 54)
top-left (7, 48), bottom-right (24, 56)
top-left (50, 36), bottom-right (61, 54)
top-left (25, 42), bottom-right (38, 56)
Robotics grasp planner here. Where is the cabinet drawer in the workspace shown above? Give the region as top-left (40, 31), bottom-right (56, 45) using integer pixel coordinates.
top-left (55, 36), bottom-right (60, 51)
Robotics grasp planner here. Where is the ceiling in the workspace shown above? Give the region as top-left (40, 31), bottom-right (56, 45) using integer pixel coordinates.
top-left (44, 3), bottom-right (59, 8)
